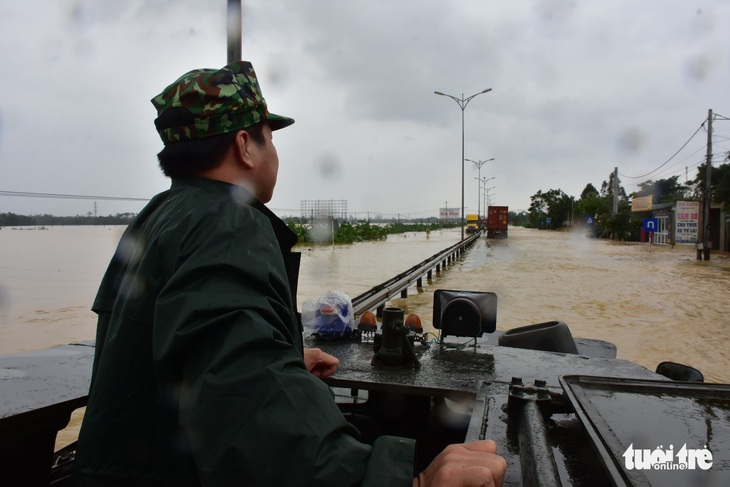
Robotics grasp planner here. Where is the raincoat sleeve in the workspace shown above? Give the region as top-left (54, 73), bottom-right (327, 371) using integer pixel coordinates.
top-left (152, 208), bottom-right (415, 486)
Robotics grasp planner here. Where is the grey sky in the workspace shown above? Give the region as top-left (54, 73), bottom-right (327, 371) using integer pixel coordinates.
top-left (1, 0), bottom-right (728, 218)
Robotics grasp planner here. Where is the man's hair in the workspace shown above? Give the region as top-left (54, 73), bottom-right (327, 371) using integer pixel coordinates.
top-left (155, 108), bottom-right (267, 178)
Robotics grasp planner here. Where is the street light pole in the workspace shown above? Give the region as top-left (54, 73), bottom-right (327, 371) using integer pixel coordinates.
top-left (475, 176), bottom-right (495, 222)
top-left (466, 158), bottom-right (494, 219)
top-left (434, 88), bottom-right (492, 240)
top-left (485, 186), bottom-right (496, 208)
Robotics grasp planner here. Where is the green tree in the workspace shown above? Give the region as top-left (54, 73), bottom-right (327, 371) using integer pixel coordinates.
top-left (528, 189), bottom-right (573, 230)
top-left (632, 176), bottom-right (690, 204)
top-left (600, 171), bottom-right (629, 202)
top-left (527, 190), bottom-right (548, 228)
top-left (575, 183), bottom-right (606, 225)
top-left (508, 210), bottom-right (529, 227)
top-left (598, 171), bottom-right (634, 240)
top-left (717, 157), bottom-right (730, 210)
top-left (692, 156), bottom-right (730, 211)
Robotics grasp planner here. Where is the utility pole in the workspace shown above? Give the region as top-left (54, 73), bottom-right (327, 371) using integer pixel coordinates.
top-left (612, 167), bottom-right (618, 216)
top-left (570, 197), bottom-right (574, 227)
top-left (699, 109), bottom-right (713, 260)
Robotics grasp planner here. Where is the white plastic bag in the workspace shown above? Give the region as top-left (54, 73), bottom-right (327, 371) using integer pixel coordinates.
top-left (302, 291), bottom-right (354, 337)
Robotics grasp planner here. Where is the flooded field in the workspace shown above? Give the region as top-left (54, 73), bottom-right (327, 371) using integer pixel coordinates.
top-left (0, 225), bottom-right (460, 354)
top-left (1, 224), bottom-right (729, 450)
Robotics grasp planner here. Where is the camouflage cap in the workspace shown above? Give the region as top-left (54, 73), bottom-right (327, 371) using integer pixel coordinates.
top-left (151, 60), bottom-right (294, 144)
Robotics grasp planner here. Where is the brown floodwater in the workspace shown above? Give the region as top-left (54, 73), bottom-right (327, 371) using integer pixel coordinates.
top-left (1, 224), bottom-right (729, 450)
top-left (394, 227), bottom-right (730, 385)
top-left (299, 225), bottom-right (730, 384)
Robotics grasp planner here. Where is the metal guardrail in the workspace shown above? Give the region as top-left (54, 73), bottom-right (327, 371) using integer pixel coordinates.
top-left (351, 231), bottom-right (481, 316)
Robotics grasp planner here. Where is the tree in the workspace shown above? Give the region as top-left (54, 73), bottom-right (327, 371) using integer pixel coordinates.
top-left (633, 176), bottom-right (690, 204)
top-left (575, 183), bottom-right (605, 224)
top-left (691, 160), bottom-right (730, 211)
top-left (528, 189), bottom-right (573, 230)
top-left (600, 171), bottom-right (628, 202)
top-left (580, 183), bottom-right (600, 200)
top-left (508, 210), bottom-right (529, 227)
top-left (526, 170), bottom-right (640, 240)
top-left (591, 171), bottom-right (634, 240)
top-left (718, 156), bottom-right (730, 210)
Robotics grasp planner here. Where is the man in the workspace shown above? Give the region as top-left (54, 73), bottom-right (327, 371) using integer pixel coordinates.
top-left (74, 61), bottom-right (506, 486)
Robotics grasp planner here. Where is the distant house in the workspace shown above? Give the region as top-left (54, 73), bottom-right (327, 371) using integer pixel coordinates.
top-left (637, 200), bottom-right (728, 252)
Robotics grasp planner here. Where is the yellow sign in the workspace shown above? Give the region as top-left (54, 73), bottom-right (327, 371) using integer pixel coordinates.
top-left (632, 195), bottom-right (652, 212)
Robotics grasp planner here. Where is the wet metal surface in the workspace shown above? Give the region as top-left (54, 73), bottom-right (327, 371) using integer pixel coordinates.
top-left (315, 335), bottom-right (658, 393)
top-left (315, 336), bottom-right (730, 486)
top-left (0, 343), bottom-right (93, 420)
top-left (561, 376), bottom-right (730, 487)
top-left (0, 342), bottom-right (93, 486)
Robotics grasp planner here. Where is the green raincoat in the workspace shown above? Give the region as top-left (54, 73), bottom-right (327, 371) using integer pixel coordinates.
top-left (74, 177), bottom-right (414, 486)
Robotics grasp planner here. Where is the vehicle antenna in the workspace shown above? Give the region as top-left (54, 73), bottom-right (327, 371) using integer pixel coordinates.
top-left (227, 0), bottom-right (242, 63)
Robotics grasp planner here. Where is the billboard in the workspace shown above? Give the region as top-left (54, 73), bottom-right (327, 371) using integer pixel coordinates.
top-left (439, 207), bottom-right (460, 219)
top-left (675, 201), bottom-right (699, 244)
top-left (632, 195), bottom-right (652, 212)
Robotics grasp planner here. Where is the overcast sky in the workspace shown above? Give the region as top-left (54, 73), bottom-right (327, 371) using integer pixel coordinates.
top-left (1, 0), bottom-right (729, 219)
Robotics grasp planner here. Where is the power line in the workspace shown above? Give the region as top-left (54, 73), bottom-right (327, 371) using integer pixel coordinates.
top-left (0, 190), bottom-right (150, 201)
top-left (642, 147), bottom-right (705, 182)
top-left (2, 192), bottom-right (455, 220)
top-left (620, 112), bottom-right (730, 195)
top-left (619, 121), bottom-right (706, 180)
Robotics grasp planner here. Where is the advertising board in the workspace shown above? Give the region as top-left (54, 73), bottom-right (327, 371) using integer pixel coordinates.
top-left (675, 201), bottom-right (699, 244)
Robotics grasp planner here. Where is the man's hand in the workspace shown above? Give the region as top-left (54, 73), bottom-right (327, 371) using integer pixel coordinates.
top-left (303, 348), bottom-right (339, 378)
top-left (414, 440), bottom-right (507, 487)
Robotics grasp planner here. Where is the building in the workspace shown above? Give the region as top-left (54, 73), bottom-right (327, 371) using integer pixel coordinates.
top-left (637, 200), bottom-right (728, 252)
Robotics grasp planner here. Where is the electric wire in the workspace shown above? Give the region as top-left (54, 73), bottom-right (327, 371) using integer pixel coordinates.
top-left (0, 190), bottom-right (149, 201)
top-left (642, 146), bottom-right (705, 182)
top-left (619, 121), bottom-right (705, 180)
top-left (1, 192), bottom-right (458, 221)
top-left (621, 113), bottom-right (730, 196)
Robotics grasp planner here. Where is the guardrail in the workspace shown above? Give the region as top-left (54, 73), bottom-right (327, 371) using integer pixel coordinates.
top-left (351, 231), bottom-right (481, 316)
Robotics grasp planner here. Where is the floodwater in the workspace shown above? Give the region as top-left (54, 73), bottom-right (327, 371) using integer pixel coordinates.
top-left (0, 225), bottom-right (462, 354)
top-left (1, 224), bottom-right (729, 450)
top-left (299, 225), bottom-right (730, 385)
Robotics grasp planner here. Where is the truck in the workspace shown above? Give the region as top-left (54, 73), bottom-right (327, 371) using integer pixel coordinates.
top-left (487, 205), bottom-right (508, 238)
top-left (465, 213), bottom-right (480, 234)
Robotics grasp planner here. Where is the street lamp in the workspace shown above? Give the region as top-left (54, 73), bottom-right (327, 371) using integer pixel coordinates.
top-left (484, 186), bottom-right (496, 209)
top-left (434, 88), bottom-right (492, 240)
top-left (474, 176), bottom-right (495, 221)
top-left (467, 158), bottom-right (494, 218)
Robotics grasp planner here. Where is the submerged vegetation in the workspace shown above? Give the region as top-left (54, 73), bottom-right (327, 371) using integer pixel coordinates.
top-left (0, 213), bottom-right (137, 227)
top-left (288, 220), bottom-right (460, 245)
top-left (1, 211), bottom-right (459, 245)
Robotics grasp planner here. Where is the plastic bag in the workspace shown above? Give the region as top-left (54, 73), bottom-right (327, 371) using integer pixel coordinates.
top-left (302, 291), bottom-right (354, 337)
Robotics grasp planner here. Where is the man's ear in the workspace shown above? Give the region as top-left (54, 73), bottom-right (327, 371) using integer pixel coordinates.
top-left (234, 129), bottom-right (256, 170)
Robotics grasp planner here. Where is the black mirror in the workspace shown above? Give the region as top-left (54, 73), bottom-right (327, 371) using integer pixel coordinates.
top-left (655, 361), bottom-right (704, 382)
top-left (433, 289), bottom-right (497, 338)
top-left (498, 321), bottom-right (578, 354)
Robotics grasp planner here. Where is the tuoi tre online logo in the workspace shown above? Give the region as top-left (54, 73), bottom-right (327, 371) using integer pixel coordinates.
top-left (623, 443), bottom-right (713, 471)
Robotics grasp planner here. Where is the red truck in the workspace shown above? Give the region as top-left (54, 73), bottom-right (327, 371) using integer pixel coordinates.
top-left (486, 206), bottom-right (508, 238)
